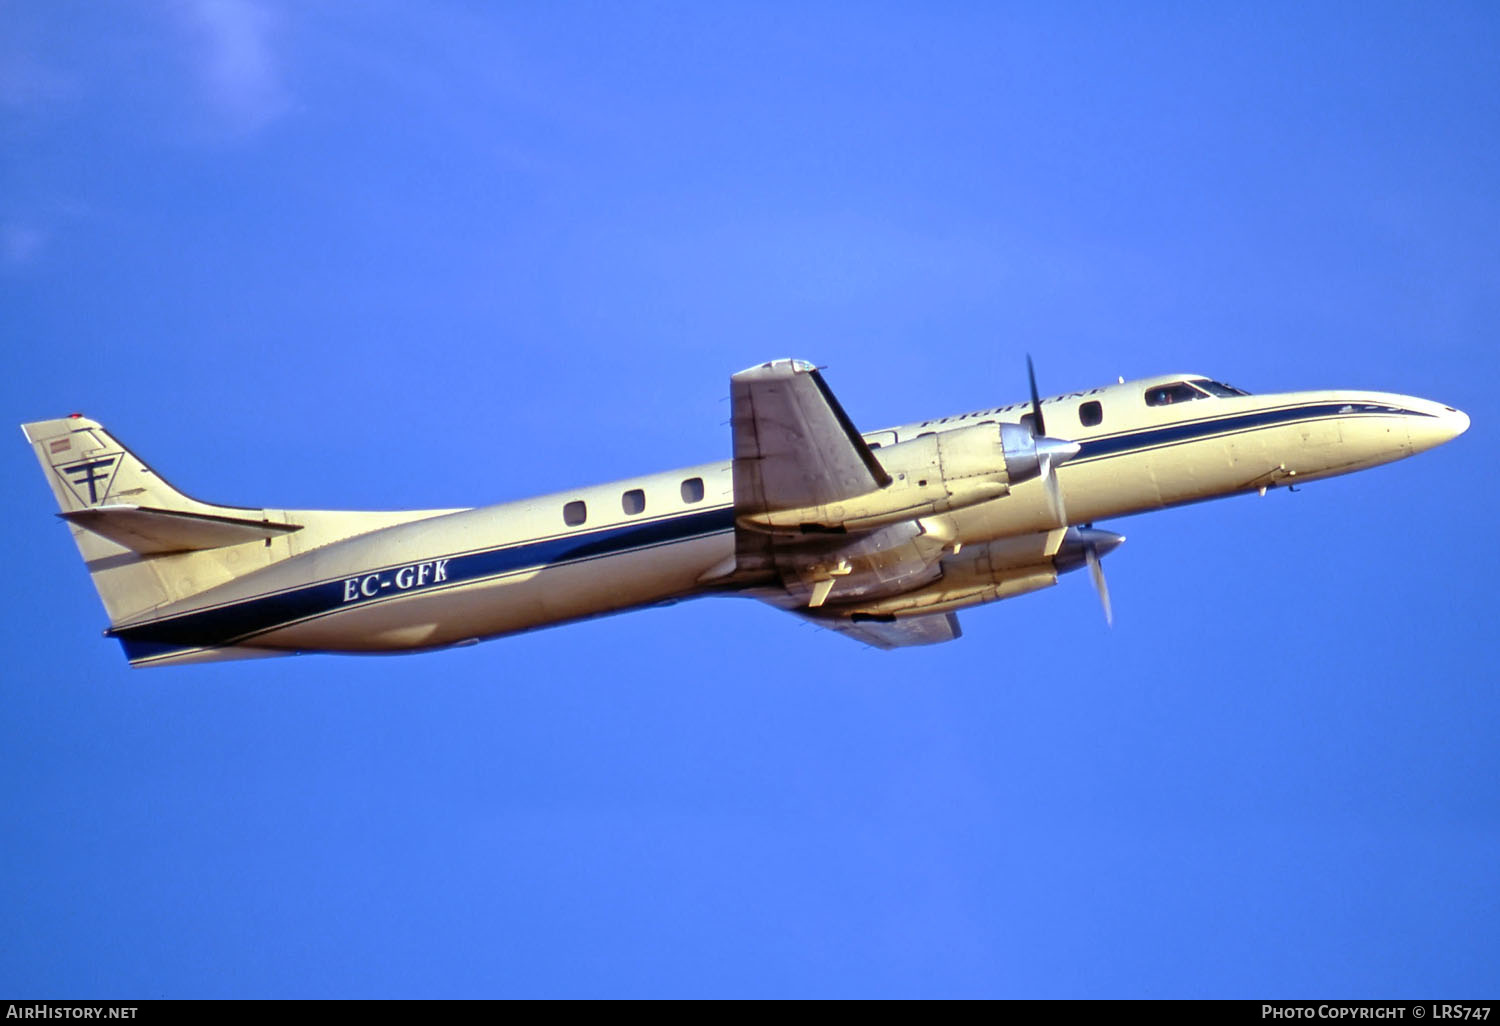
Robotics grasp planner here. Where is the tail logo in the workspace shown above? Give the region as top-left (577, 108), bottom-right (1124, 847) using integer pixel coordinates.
top-left (56, 453), bottom-right (124, 506)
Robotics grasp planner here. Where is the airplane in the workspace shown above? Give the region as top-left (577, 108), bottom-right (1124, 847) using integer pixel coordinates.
top-left (22, 359), bottom-right (1468, 667)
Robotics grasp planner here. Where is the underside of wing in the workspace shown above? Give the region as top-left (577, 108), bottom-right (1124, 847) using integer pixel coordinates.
top-left (804, 611), bottom-right (963, 650)
top-left (731, 359), bottom-right (890, 517)
top-left (728, 359), bottom-right (892, 579)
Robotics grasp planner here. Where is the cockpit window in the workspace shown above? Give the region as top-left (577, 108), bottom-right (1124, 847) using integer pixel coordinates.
top-left (1144, 382), bottom-right (1209, 407)
top-left (1190, 378), bottom-right (1251, 398)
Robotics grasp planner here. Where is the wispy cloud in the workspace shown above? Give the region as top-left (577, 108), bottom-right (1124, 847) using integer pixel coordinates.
top-left (174, 0), bottom-right (290, 133)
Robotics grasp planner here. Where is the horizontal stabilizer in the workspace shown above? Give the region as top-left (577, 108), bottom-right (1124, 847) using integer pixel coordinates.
top-left (59, 504), bottom-right (303, 555)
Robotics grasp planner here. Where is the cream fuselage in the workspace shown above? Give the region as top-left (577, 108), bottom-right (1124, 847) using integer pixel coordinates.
top-left (110, 375), bottom-right (1468, 665)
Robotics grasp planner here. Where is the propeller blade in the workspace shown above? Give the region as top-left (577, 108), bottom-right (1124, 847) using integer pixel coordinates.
top-left (1026, 354), bottom-right (1046, 437)
top-left (1026, 356), bottom-right (1075, 524)
top-left (1040, 452), bottom-right (1067, 524)
top-left (1085, 543), bottom-right (1113, 626)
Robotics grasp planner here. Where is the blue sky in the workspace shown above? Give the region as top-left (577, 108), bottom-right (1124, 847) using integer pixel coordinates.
top-left (2, 1), bottom-right (1497, 998)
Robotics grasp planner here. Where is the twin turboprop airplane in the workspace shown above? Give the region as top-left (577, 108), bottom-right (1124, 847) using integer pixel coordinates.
top-left (24, 360), bottom-right (1468, 667)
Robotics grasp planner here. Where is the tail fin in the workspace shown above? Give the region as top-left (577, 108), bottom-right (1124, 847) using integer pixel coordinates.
top-left (21, 414), bottom-right (302, 624)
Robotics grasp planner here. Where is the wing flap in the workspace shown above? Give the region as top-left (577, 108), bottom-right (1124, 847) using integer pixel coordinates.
top-left (60, 504), bottom-right (302, 555)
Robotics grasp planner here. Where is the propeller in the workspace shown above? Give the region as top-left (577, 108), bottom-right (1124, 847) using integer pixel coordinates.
top-left (1084, 535), bottom-right (1114, 626)
top-left (1026, 354), bottom-right (1071, 525)
top-left (1054, 525), bottom-right (1124, 626)
top-left (1025, 354), bottom-right (1047, 436)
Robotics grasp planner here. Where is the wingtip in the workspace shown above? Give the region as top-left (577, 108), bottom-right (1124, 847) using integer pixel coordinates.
top-left (732, 358), bottom-right (818, 379)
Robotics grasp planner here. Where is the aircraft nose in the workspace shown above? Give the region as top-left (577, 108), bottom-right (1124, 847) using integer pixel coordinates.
top-left (1447, 406), bottom-right (1471, 438)
top-left (1407, 401), bottom-right (1469, 454)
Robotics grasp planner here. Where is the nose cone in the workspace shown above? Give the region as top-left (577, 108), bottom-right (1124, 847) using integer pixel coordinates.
top-left (1407, 401), bottom-right (1470, 455)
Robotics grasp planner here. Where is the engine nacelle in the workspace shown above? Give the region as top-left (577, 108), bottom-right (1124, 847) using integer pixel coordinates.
top-left (740, 422), bottom-right (1049, 534)
top-left (811, 525), bottom-right (1124, 619)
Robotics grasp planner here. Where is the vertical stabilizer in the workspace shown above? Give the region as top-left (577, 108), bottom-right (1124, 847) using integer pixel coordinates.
top-left (25, 414), bottom-right (470, 664)
top-left (21, 415), bottom-right (293, 624)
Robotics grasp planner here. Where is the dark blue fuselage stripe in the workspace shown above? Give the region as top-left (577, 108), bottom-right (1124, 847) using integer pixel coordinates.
top-left (116, 402), bottom-right (1432, 659)
top-left (114, 506), bottom-right (737, 652)
top-left (1073, 402), bottom-right (1427, 463)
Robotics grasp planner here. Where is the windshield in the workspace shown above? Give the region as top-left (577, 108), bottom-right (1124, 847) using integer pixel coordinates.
top-left (1144, 382), bottom-right (1210, 407)
top-left (1190, 379), bottom-right (1251, 397)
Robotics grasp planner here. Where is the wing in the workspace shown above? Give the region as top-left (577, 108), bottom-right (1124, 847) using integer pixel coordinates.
top-left (728, 359), bottom-right (892, 578)
top-left (805, 611), bottom-right (963, 650)
top-left (731, 359), bottom-right (890, 516)
top-left (727, 360), bottom-right (960, 650)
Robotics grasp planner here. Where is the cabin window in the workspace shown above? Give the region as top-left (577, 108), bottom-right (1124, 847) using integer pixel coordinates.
top-left (622, 489), bottom-right (646, 515)
top-left (563, 500), bottom-right (587, 526)
top-left (1079, 401), bottom-right (1103, 427)
top-left (1144, 382), bottom-right (1209, 407)
top-left (681, 477), bottom-right (704, 503)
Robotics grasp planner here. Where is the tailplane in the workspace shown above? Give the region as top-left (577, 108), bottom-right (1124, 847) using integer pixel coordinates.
top-left (25, 414), bottom-right (468, 663)
top-left (21, 414), bottom-right (305, 625)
